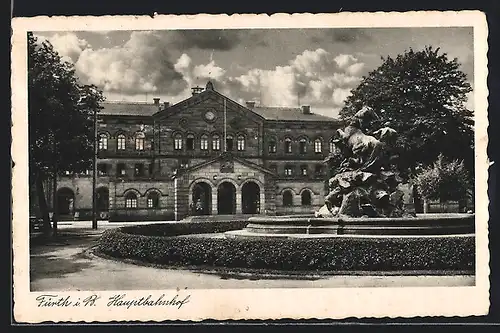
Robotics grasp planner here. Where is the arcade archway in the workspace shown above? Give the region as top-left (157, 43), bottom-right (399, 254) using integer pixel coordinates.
top-left (217, 182), bottom-right (236, 215)
top-left (56, 188), bottom-right (75, 216)
top-left (242, 181), bottom-right (260, 214)
top-left (192, 182), bottom-right (212, 215)
top-left (96, 187), bottom-right (109, 213)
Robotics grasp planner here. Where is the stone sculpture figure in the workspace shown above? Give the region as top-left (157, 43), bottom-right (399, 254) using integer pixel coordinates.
top-left (317, 106), bottom-right (413, 218)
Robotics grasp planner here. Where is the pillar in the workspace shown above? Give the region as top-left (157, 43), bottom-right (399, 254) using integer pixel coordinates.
top-left (236, 190), bottom-right (242, 214)
top-left (211, 187), bottom-right (218, 215)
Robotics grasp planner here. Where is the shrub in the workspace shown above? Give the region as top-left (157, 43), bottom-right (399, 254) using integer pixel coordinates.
top-left (96, 223), bottom-right (475, 272)
top-left (414, 154), bottom-right (471, 203)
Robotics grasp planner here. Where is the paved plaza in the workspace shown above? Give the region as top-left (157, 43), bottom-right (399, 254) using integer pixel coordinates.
top-left (29, 222), bottom-right (475, 291)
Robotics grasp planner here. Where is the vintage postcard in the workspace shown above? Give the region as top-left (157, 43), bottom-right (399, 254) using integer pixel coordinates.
top-left (12, 11), bottom-right (489, 322)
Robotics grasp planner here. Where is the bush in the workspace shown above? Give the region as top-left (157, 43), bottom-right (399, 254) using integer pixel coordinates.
top-left (414, 154), bottom-right (471, 203)
top-left (119, 221), bottom-right (249, 237)
top-left (96, 223), bottom-right (475, 272)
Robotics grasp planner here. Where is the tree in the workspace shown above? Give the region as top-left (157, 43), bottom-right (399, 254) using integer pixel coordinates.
top-left (414, 154), bottom-right (471, 212)
top-left (28, 33), bottom-right (105, 236)
top-left (340, 47), bottom-right (473, 211)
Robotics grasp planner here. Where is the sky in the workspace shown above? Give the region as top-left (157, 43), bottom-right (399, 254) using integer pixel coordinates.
top-left (33, 27), bottom-right (474, 118)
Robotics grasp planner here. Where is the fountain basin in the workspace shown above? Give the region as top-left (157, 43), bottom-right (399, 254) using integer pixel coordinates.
top-left (224, 213), bottom-right (475, 239)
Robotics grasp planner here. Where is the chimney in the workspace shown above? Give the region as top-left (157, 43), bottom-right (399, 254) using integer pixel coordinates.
top-left (153, 98), bottom-right (160, 106)
top-left (163, 101), bottom-right (170, 109)
top-left (246, 101), bottom-right (256, 108)
top-left (191, 86), bottom-right (204, 95)
top-left (301, 105), bottom-right (311, 114)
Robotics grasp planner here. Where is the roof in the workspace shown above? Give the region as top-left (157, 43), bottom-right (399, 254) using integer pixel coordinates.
top-left (250, 106), bottom-right (337, 122)
top-left (100, 102), bottom-right (159, 116)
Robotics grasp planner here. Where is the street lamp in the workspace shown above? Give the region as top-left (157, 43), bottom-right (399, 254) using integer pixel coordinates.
top-left (92, 108), bottom-right (98, 229)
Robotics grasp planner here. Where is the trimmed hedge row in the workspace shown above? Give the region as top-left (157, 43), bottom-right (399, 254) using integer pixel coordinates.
top-left (97, 223), bottom-right (475, 272)
top-left (119, 221), bottom-right (249, 236)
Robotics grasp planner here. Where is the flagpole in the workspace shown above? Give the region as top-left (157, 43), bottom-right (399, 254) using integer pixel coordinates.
top-left (224, 98), bottom-right (227, 152)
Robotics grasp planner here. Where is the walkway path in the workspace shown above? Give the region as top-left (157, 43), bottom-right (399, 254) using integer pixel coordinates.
top-left (30, 223), bottom-right (475, 291)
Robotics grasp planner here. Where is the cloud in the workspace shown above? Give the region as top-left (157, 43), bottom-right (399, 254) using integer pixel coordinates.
top-left (167, 30), bottom-right (242, 51)
top-left (35, 32), bottom-right (88, 64)
top-left (74, 31), bottom-right (187, 95)
top-left (226, 48), bottom-right (364, 109)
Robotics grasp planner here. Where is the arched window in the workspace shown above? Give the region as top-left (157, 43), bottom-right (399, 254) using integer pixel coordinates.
top-left (268, 139), bottom-right (277, 153)
top-left (200, 134), bottom-right (209, 150)
top-left (212, 134), bottom-right (220, 151)
top-left (299, 138), bottom-right (307, 154)
top-left (226, 134), bottom-right (234, 151)
top-left (329, 139), bottom-right (336, 153)
top-left (125, 192), bottom-right (138, 208)
top-left (147, 191), bottom-right (160, 208)
top-left (98, 133), bottom-right (108, 150)
top-left (283, 190), bottom-right (293, 207)
top-left (117, 134), bottom-right (126, 150)
top-left (314, 138), bottom-right (322, 153)
top-left (135, 132), bottom-right (145, 151)
top-left (237, 135), bottom-right (245, 151)
top-left (301, 190), bottom-right (312, 206)
top-left (186, 134), bottom-right (195, 151)
top-left (284, 137), bottom-right (292, 153)
top-left (174, 133), bottom-right (183, 150)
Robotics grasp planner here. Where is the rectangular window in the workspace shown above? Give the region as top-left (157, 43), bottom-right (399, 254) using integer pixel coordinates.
top-left (201, 137), bottom-right (208, 150)
top-left (237, 136), bottom-right (245, 151)
top-left (268, 141), bottom-right (276, 153)
top-left (117, 135), bottom-right (126, 150)
top-left (117, 163), bottom-right (126, 176)
top-left (98, 135), bottom-right (108, 150)
top-left (97, 163), bottom-right (108, 176)
top-left (284, 166), bottom-right (293, 176)
top-left (186, 136), bottom-right (195, 151)
top-left (179, 159), bottom-right (189, 169)
top-left (174, 137), bottom-right (183, 150)
top-left (147, 198), bottom-right (154, 208)
top-left (134, 163), bottom-right (144, 176)
top-left (315, 164), bottom-right (323, 176)
top-left (314, 139), bottom-right (322, 153)
top-left (226, 137), bottom-right (234, 151)
top-left (135, 138), bottom-right (144, 150)
top-left (125, 198), bottom-right (137, 208)
top-left (212, 137), bottom-right (220, 151)
top-left (301, 165), bottom-right (308, 176)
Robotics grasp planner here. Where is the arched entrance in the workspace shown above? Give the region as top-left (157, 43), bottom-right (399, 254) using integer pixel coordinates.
top-left (192, 182), bottom-right (212, 215)
top-left (217, 182), bottom-right (236, 215)
top-left (56, 188), bottom-right (74, 216)
top-left (242, 181), bottom-right (260, 214)
top-left (96, 187), bottom-right (109, 213)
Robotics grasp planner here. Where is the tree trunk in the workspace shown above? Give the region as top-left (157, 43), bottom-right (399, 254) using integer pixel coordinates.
top-left (412, 184), bottom-right (424, 213)
top-left (35, 172), bottom-right (51, 236)
top-left (52, 168), bottom-right (58, 237)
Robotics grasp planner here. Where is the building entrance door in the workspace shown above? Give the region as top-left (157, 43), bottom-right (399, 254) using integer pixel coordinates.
top-left (192, 182), bottom-right (212, 215)
top-left (242, 181), bottom-right (260, 214)
top-left (217, 182), bottom-right (236, 215)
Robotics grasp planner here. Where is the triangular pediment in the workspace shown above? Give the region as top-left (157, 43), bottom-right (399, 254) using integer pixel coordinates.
top-left (175, 152), bottom-right (275, 177)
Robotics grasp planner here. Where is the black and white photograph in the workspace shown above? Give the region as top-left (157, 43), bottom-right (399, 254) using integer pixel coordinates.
top-left (12, 12), bottom-right (489, 321)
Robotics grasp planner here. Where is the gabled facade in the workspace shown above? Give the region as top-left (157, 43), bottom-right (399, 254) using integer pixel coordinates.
top-left (52, 81), bottom-right (343, 221)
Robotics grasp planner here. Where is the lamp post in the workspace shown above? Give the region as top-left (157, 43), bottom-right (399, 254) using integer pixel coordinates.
top-left (92, 108), bottom-right (98, 230)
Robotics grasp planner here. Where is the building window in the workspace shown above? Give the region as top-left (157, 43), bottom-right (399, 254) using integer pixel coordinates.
top-left (186, 134), bottom-right (195, 151)
top-left (212, 134), bottom-right (220, 151)
top-left (174, 133), bottom-right (183, 150)
top-left (226, 134), bottom-right (234, 151)
top-left (269, 164), bottom-right (277, 174)
top-left (237, 135), bottom-right (245, 151)
top-left (125, 192), bottom-right (138, 208)
top-left (179, 159), bottom-right (189, 169)
top-left (98, 133), bottom-right (108, 150)
top-left (117, 134), bottom-right (126, 150)
top-left (200, 134), bottom-right (209, 150)
top-left (134, 163), bottom-right (144, 177)
top-left (135, 132), bottom-right (145, 151)
top-left (117, 163), bottom-right (126, 176)
top-left (314, 138), bottom-right (322, 153)
top-left (299, 138), bottom-right (307, 154)
top-left (315, 164), bottom-right (323, 176)
top-left (268, 139), bottom-right (277, 153)
top-left (283, 190), bottom-right (293, 207)
top-left (148, 162), bottom-right (154, 176)
top-left (97, 163), bottom-right (109, 176)
top-left (284, 138), bottom-right (292, 153)
top-left (329, 139), bottom-right (336, 154)
top-left (147, 192), bottom-right (160, 208)
top-left (300, 165), bottom-right (308, 176)
top-left (284, 165), bottom-right (293, 176)
top-left (301, 190), bottom-right (312, 206)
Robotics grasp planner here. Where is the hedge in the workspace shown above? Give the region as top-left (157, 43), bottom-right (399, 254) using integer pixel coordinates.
top-left (96, 223), bottom-right (475, 272)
